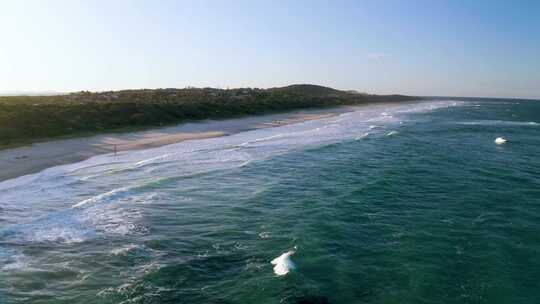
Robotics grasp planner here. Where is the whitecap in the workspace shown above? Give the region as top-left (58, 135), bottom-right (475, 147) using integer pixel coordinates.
top-left (135, 153), bottom-right (172, 167)
top-left (72, 186), bottom-right (133, 208)
top-left (138, 261), bottom-right (162, 275)
top-left (457, 120), bottom-right (538, 127)
top-left (355, 132), bottom-right (370, 140)
top-left (1, 189), bottom-right (145, 245)
top-left (236, 134), bottom-right (286, 148)
top-left (495, 137), bottom-right (508, 145)
top-left (386, 131), bottom-right (399, 136)
top-left (258, 231), bottom-right (270, 239)
top-left (0, 100), bottom-right (468, 251)
top-left (271, 249), bottom-right (296, 276)
top-left (0, 251), bottom-right (28, 271)
top-left (110, 244), bottom-right (140, 256)
top-left (1, 211), bottom-right (96, 244)
top-left (2, 255), bottom-right (27, 271)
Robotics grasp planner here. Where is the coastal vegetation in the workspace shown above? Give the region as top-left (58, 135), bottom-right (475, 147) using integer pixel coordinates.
top-left (0, 84), bottom-right (417, 148)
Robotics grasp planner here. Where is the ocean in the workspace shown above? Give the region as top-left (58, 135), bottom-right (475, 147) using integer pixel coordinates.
top-left (1, 99), bottom-right (539, 303)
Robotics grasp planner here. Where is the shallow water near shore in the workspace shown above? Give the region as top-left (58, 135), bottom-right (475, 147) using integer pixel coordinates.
top-left (1, 99), bottom-right (539, 303)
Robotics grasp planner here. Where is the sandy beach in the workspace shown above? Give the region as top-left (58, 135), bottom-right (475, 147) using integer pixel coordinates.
top-left (0, 107), bottom-right (354, 182)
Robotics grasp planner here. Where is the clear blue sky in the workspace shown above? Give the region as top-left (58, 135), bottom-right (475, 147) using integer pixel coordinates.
top-left (1, 0), bottom-right (539, 98)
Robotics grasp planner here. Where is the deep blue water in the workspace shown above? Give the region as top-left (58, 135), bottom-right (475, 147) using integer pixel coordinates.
top-left (1, 99), bottom-right (539, 303)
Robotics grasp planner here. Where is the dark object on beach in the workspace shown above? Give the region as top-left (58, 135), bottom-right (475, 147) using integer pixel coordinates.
top-left (297, 295), bottom-right (331, 304)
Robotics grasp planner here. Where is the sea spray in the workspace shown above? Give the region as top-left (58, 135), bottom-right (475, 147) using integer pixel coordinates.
top-left (271, 248), bottom-right (296, 276)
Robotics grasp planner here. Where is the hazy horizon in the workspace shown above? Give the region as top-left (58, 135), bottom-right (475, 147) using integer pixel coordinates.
top-left (1, 0), bottom-right (539, 99)
top-left (1, 86), bottom-right (540, 101)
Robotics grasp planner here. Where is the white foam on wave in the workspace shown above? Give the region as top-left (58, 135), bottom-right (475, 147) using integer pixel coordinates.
top-left (0, 248), bottom-right (29, 271)
top-left (0, 99), bottom-right (466, 258)
top-left (495, 137), bottom-right (508, 145)
top-left (81, 201), bottom-right (144, 236)
top-left (0, 209), bottom-right (96, 244)
top-left (72, 186), bottom-right (133, 208)
top-left (26, 225), bottom-right (90, 244)
top-left (355, 132), bottom-right (371, 140)
top-left (271, 249), bottom-right (296, 276)
top-left (2, 253), bottom-right (27, 271)
top-left (135, 153), bottom-right (172, 167)
top-left (235, 133), bottom-right (286, 148)
top-left (7, 210), bottom-right (139, 245)
top-left (394, 100), bottom-right (464, 114)
top-left (386, 131), bottom-right (399, 136)
top-left (0, 100), bottom-right (463, 190)
top-left (110, 244), bottom-right (140, 256)
top-left (1, 187), bottom-right (150, 245)
top-left (457, 120), bottom-right (538, 127)
top-left (132, 192), bottom-right (162, 205)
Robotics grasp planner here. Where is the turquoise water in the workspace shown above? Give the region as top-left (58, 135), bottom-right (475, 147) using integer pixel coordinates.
top-left (1, 99), bottom-right (539, 303)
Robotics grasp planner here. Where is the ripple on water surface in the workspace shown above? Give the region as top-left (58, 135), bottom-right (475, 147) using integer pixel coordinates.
top-left (1, 99), bottom-right (540, 303)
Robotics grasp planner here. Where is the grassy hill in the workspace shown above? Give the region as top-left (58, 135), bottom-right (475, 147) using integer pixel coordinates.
top-left (268, 84), bottom-right (345, 96)
top-left (0, 85), bottom-right (418, 148)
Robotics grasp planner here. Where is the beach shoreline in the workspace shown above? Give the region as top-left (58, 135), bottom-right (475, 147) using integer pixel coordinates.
top-left (0, 106), bottom-right (357, 182)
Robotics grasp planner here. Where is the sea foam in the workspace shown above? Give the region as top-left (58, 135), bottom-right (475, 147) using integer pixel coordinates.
top-left (457, 120), bottom-right (538, 127)
top-left (271, 249), bottom-right (296, 276)
top-left (495, 137), bottom-right (508, 144)
top-left (0, 100), bottom-right (465, 267)
top-left (111, 244), bottom-right (140, 256)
